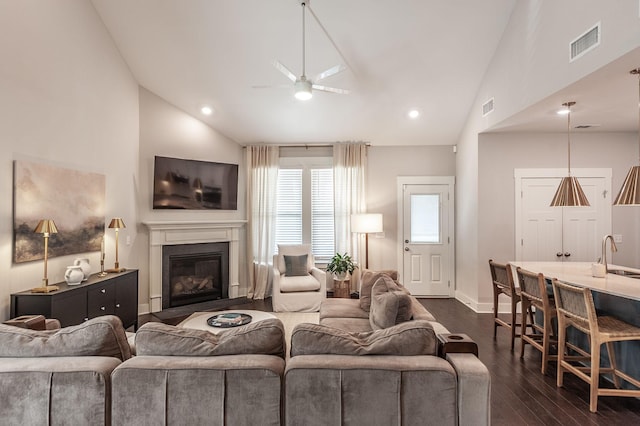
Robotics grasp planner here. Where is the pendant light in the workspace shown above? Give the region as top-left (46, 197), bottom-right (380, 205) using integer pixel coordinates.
top-left (550, 101), bottom-right (590, 207)
top-left (613, 68), bottom-right (640, 205)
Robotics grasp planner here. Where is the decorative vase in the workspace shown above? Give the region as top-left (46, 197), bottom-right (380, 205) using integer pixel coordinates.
top-left (74, 258), bottom-right (91, 281)
top-left (64, 266), bottom-right (84, 285)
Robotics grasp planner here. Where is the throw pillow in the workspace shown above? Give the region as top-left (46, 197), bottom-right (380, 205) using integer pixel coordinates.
top-left (284, 254), bottom-right (309, 277)
top-left (359, 269), bottom-right (399, 312)
top-left (290, 320), bottom-right (437, 357)
top-left (0, 315), bottom-right (131, 360)
top-left (135, 318), bottom-right (286, 359)
top-left (277, 244), bottom-right (313, 273)
top-left (369, 277), bottom-right (413, 330)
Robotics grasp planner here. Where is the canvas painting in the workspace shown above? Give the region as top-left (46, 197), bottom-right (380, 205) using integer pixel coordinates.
top-left (13, 160), bottom-right (106, 263)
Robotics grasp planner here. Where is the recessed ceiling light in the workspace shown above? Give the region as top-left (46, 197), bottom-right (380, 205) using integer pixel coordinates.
top-left (201, 106), bottom-right (213, 115)
top-left (408, 109), bottom-right (420, 119)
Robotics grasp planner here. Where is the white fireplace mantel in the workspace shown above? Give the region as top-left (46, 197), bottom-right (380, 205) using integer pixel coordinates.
top-left (144, 220), bottom-right (246, 312)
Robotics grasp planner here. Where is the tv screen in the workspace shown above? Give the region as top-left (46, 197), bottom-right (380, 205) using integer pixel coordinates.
top-left (153, 156), bottom-right (238, 210)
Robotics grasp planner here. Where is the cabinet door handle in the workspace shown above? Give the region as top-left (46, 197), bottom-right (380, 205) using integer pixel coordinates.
top-left (556, 252), bottom-right (563, 257)
top-left (100, 306), bottom-right (105, 311)
top-left (101, 289), bottom-right (106, 294)
top-left (115, 303), bottom-right (120, 308)
top-left (564, 252), bottom-right (571, 257)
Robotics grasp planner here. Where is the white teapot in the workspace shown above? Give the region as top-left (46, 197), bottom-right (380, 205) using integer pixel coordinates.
top-left (65, 266), bottom-right (84, 285)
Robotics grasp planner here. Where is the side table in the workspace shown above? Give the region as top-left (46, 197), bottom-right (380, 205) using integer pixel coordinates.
top-left (333, 279), bottom-right (351, 298)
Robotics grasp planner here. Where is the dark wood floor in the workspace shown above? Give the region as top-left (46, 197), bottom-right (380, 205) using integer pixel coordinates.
top-left (139, 297), bottom-right (640, 424)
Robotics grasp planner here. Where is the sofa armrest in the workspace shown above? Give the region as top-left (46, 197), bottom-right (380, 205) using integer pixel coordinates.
top-left (446, 353), bottom-right (491, 426)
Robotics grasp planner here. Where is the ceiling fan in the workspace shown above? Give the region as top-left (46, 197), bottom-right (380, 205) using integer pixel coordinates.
top-left (262, 0), bottom-right (349, 100)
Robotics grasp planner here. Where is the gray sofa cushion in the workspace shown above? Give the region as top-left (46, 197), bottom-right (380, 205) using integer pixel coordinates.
top-left (284, 254), bottom-right (308, 276)
top-left (135, 318), bottom-right (286, 358)
top-left (0, 315), bottom-right (131, 360)
top-left (359, 269), bottom-right (399, 312)
top-left (290, 320), bottom-right (437, 356)
top-left (369, 275), bottom-right (413, 330)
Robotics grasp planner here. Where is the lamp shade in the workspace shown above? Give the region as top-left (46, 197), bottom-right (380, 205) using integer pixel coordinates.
top-left (34, 219), bottom-right (58, 234)
top-left (108, 218), bottom-right (126, 229)
top-left (614, 165), bottom-right (640, 205)
top-left (550, 176), bottom-right (590, 207)
top-left (351, 213), bottom-right (383, 234)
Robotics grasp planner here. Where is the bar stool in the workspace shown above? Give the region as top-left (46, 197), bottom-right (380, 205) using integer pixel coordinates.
top-left (489, 259), bottom-right (524, 350)
top-left (517, 267), bottom-right (557, 374)
top-left (552, 279), bottom-right (640, 412)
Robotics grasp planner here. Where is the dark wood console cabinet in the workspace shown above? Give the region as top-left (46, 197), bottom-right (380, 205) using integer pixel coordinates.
top-left (10, 269), bottom-right (138, 330)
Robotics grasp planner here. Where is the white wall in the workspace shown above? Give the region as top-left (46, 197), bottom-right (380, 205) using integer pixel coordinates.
top-left (137, 88), bottom-right (246, 313)
top-left (0, 1), bottom-right (139, 320)
top-left (367, 145), bottom-right (455, 271)
top-left (477, 131), bottom-right (639, 311)
top-left (456, 0), bottom-right (640, 312)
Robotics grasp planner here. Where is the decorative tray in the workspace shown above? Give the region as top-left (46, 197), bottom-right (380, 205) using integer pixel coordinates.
top-left (207, 313), bottom-right (252, 328)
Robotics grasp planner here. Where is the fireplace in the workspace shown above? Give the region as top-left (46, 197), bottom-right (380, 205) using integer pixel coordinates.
top-left (162, 242), bottom-right (229, 309)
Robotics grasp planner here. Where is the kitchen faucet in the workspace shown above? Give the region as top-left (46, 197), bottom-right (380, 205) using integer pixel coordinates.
top-left (601, 235), bottom-right (618, 273)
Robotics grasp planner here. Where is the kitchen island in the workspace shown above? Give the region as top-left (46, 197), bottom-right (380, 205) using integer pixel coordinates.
top-left (510, 261), bottom-right (640, 389)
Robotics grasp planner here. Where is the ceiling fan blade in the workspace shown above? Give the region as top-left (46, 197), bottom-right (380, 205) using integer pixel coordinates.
top-left (312, 84), bottom-right (350, 95)
top-left (313, 64), bottom-right (346, 83)
top-left (272, 60), bottom-right (297, 82)
top-left (251, 84), bottom-right (290, 89)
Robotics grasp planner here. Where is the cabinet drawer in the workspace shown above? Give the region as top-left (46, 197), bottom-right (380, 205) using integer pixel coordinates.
top-left (87, 284), bottom-right (116, 318)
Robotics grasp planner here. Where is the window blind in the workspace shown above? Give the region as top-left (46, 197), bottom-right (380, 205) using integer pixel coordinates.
top-left (275, 169), bottom-right (302, 246)
top-left (311, 168), bottom-right (334, 261)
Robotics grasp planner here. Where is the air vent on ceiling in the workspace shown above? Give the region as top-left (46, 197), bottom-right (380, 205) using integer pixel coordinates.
top-left (570, 23), bottom-right (600, 62)
top-left (482, 98), bottom-right (494, 117)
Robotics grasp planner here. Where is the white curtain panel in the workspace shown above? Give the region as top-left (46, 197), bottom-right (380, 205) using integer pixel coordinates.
top-left (246, 145), bottom-right (279, 299)
top-left (333, 142), bottom-right (367, 263)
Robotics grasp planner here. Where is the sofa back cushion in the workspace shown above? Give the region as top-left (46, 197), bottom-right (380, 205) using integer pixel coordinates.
top-left (135, 318), bottom-right (286, 358)
top-left (369, 276), bottom-right (413, 330)
top-left (290, 320), bottom-right (437, 357)
top-left (0, 315), bottom-right (131, 360)
top-left (359, 269), bottom-right (399, 312)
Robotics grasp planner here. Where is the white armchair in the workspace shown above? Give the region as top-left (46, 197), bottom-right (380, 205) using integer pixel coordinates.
top-left (272, 244), bottom-right (326, 312)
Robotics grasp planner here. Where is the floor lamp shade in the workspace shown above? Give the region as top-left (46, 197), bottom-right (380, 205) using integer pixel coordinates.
top-left (351, 213), bottom-right (383, 269)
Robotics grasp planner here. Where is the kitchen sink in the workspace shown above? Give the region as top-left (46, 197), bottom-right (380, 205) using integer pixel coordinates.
top-left (608, 269), bottom-right (640, 279)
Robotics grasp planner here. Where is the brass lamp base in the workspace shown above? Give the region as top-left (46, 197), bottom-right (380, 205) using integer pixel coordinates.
top-left (31, 285), bottom-right (60, 293)
top-left (106, 267), bottom-right (126, 273)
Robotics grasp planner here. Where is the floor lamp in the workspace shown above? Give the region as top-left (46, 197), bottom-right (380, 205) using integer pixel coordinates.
top-left (351, 213), bottom-right (383, 269)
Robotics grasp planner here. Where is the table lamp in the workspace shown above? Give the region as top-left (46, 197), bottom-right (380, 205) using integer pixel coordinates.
top-left (106, 217), bottom-right (126, 273)
top-left (31, 219), bottom-right (59, 293)
top-left (351, 213), bottom-right (383, 269)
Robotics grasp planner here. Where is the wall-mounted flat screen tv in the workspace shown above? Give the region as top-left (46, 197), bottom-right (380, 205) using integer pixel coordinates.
top-left (153, 156), bottom-right (238, 210)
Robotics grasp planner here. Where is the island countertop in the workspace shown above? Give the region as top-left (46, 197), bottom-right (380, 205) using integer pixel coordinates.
top-left (509, 261), bottom-right (640, 302)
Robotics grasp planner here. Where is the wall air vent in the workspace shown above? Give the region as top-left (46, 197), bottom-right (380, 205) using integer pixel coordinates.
top-left (574, 124), bottom-right (600, 129)
top-left (570, 23), bottom-right (600, 62)
top-left (482, 98), bottom-right (494, 117)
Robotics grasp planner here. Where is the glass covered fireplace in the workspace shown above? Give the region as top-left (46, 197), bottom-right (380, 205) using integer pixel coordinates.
top-left (162, 242), bottom-right (229, 309)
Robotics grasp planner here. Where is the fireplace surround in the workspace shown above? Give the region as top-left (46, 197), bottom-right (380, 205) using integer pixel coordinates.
top-left (144, 220), bottom-right (245, 312)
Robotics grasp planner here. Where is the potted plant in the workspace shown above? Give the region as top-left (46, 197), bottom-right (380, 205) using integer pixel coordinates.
top-left (326, 252), bottom-right (357, 280)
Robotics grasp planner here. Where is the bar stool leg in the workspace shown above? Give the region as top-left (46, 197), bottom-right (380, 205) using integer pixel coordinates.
top-left (493, 288), bottom-right (499, 338)
top-left (557, 316), bottom-right (566, 388)
top-left (590, 339), bottom-right (601, 413)
top-left (541, 312), bottom-right (552, 375)
top-left (510, 299), bottom-right (517, 350)
top-left (605, 341), bottom-right (621, 388)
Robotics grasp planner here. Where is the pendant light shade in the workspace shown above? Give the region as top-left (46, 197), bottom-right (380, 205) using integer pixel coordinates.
top-left (613, 68), bottom-right (640, 206)
top-left (550, 101), bottom-right (590, 207)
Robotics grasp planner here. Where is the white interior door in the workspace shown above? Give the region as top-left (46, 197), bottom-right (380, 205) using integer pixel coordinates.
top-left (397, 177), bottom-right (454, 297)
top-left (515, 169), bottom-right (611, 262)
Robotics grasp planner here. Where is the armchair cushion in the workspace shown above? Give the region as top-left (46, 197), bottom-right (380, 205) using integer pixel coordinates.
top-left (369, 276), bottom-right (413, 330)
top-left (290, 320), bottom-right (437, 357)
top-left (278, 274), bottom-right (322, 292)
top-left (0, 315), bottom-right (131, 360)
top-left (284, 254), bottom-right (309, 276)
top-left (277, 244), bottom-right (313, 273)
top-left (135, 318), bottom-right (286, 358)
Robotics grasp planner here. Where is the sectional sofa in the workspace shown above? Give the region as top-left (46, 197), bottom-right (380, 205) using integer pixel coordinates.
top-left (0, 270), bottom-right (490, 426)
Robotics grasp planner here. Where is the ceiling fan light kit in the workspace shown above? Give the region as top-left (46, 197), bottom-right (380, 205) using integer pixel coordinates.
top-left (294, 77), bottom-right (312, 100)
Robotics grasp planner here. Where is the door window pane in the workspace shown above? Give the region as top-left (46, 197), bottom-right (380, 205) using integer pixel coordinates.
top-left (411, 194), bottom-right (440, 243)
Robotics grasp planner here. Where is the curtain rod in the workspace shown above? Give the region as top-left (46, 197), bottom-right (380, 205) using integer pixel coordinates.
top-left (243, 143), bottom-right (371, 149)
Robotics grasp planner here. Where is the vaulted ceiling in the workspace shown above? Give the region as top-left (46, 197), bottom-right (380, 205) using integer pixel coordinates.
top-left (91, 0), bottom-right (639, 146)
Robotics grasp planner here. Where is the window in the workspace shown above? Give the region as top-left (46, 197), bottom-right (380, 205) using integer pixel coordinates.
top-left (275, 157), bottom-right (334, 262)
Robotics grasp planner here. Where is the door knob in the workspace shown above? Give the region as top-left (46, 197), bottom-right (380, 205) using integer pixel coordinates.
top-left (556, 252), bottom-right (563, 257)
top-left (404, 247), bottom-right (409, 251)
top-left (405, 239), bottom-right (409, 244)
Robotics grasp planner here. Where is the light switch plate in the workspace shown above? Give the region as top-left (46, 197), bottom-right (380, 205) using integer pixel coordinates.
top-left (614, 234), bottom-right (623, 243)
